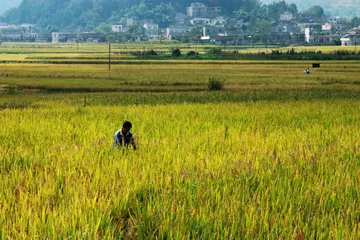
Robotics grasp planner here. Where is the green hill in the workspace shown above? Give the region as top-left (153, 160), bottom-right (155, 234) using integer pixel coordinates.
top-left (2, 0), bottom-right (358, 33)
top-left (0, 0), bottom-right (259, 31)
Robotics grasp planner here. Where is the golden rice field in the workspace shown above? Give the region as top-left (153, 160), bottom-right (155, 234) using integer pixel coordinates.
top-left (0, 43), bottom-right (360, 239)
top-left (1, 61), bottom-right (360, 93)
top-left (0, 42), bottom-right (358, 55)
top-left (1, 101), bottom-right (360, 239)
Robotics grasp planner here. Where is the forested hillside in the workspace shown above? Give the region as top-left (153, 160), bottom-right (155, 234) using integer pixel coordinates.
top-left (1, 0), bottom-right (357, 32)
top-left (0, 0), bottom-right (260, 31)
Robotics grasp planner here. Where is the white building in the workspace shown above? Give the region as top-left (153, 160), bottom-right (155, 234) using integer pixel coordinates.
top-left (340, 33), bottom-right (360, 46)
top-left (0, 23), bottom-right (9, 29)
top-left (24, 32), bottom-right (39, 39)
top-left (190, 17), bottom-right (226, 26)
top-left (165, 27), bottom-right (187, 40)
top-left (341, 35), bottom-right (351, 46)
top-left (190, 18), bottom-right (212, 25)
top-left (305, 28), bottom-right (311, 43)
top-left (143, 23), bottom-right (160, 40)
top-left (52, 32), bottom-right (78, 43)
top-left (280, 12), bottom-right (294, 22)
top-left (340, 27), bottom-right (360, 46)
top-left (211, 17), bottom-right (226, 26)
top-left (111, 25), bottom-right (129, 33)
top-left (20, 24), bottom-right (36, 29)
top-left (0, 28), bottom-right (23, 41)
top-left (203, 26), bottom-right (227, 38)
top-left (187, 3), bottom-right (222, 18)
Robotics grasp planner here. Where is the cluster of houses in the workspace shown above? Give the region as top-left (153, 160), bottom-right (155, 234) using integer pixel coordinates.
top-left (1, 2), bottom-right (360, 46)
top-left (51, 32), bottom-right (106, 43)
top-left (107, 2), bottom-right (360, 46)
top-left (340, 27), bottom-right (360, 46)
top-left (0, 23), bottom-right (40, 42)
top-left (109, 3), bottom-right (229, 43)
top-left (111, 18), bottom-right (166, 41)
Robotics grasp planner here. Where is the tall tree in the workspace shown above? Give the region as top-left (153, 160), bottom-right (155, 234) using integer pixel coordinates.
top-left (306, 5), bottom-right (325, 19)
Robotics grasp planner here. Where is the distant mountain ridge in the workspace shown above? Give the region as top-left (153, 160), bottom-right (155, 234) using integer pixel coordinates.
top-left (0, 0), bottom-right (21, 15)
top-left (2, 0), bottom-right (360, 18)
top-left (262, 0), bottom-right (360, 17)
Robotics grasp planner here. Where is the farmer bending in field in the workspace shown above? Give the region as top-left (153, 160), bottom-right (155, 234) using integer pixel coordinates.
top-left (304, 68), bottom-right (310, 74)
top-left (113, 121), bottom-right (137, 150)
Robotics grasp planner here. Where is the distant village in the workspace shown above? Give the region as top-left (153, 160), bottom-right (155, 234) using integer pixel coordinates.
top-left (1, 2), bottom-right (360, 46)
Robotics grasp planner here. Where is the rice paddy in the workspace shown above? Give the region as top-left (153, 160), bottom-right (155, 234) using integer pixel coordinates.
top-left (0, 43), bottom-right (359, 239)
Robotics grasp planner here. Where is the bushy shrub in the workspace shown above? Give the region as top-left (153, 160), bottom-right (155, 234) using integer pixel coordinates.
top-left (4, 84), bottom-right (19, 95)
top-left (172, 49), bottom-right (182, 57)
top-left (207, 48), bottom-right (222, 55)
top-left (143, 50), bottom-right (158, 56)
top-left (208, 77), bottom-right (224, 91)
top-left (286, 48), bottom-right (296, 55)
top-left (332, 50), bottom-right (355, 55)
top-left (271, 50), bottom-right (282, 55)
top-left (130, 50), bottom-right (158, 57)
top-left (186, 51), bottom-right (198, 56)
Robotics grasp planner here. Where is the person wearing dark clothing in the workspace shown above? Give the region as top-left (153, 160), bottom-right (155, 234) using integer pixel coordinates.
top-left (113, 121), bottom-right (137, 150)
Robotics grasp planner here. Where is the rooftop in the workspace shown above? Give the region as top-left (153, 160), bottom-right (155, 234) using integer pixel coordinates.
top-left (0, 28), bottom-right (23, 34)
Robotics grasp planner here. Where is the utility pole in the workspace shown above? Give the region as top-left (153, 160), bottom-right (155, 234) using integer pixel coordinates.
top-left (108, 43), bottom-right (111, 71)
top-left (353, 40), bottom-right (357, 60)
top-left (355, 40), bottom-right (357, 53)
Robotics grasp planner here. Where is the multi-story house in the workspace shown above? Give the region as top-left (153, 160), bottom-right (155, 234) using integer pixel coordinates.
top-left (143, 23), bottom-right (160, 40)
top-left (187, 3), bottom-right (222, 18)
top-left (202, 26), bottom-right (226, 38)
top-left (112, 25), bottom-right (129, 33)
top-left (0, 23), bottom-right (9, 29)
top-left (305, 28), bottom-right (340, 45)
top-left (190, 17), bottom-right (226, 26)
top-left (341, 28), bottom-right (360, 46)
top-left (165, 26), bottom-right (187, 40)
top-left (190, 18), bottom-right (212, 26)
top-left (52, 33), bottom-right (80, 43)
top-left (0, 28), bottom-right (23, 41)
top-left (268, 23), bottom-right (305, 45)
top-left (280, 12), bottom-right (295, 22)
top-left (328, 17), bottom-right (348, 25)
top-left (322, 23), bottom-right (342, 32)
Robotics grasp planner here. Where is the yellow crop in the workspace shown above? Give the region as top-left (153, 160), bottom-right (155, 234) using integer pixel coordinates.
top-left (0, 43), bottom-right (360, 238)
top-left (0, 101), bottom-right (359, 239)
